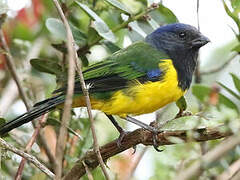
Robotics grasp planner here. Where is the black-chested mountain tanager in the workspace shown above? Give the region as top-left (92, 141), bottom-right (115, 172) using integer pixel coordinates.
top-left (0, 23), bottom-right (209, 150)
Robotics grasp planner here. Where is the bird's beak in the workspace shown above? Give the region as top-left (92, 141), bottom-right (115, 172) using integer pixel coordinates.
top-left (191, 34), bottom-right (210, 48)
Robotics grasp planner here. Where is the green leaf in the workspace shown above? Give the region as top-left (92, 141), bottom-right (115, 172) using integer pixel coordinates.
top-left (46, 18), bottom-right (87, 46)
top-left (46, 18), bottom-right (66, 41)
top-left (129, 21), bottom-right (147, 37)
top-left (149, 4), bottom-right (178, 25)
top-left (218, 82), bottom-right (240, 100)
top-left (222, 0), bottom-right (240, 41)
top-left (87, 27), bottom-right (100, 45)
top-left (93, 21), bottom-right (116, 42)
top-left (231, 0), bottom-right (240, 9)
top-left (75, 1), bottom-right (116, 42)
top-left (52, 42), bottom-right (67, 53)
top-left (161, 116), bottom-right (210, 131)
top-left (231, 73), bottom-right (240, 93)
top-left (30, 58), bottom-right (62, 75)
top-left (192, 84), bottom-right (211, 102)
top-left (219, 93), bottom-right (239, 113)
top-left (104, 0), bottom-right (132, 15)
top-left (0, 118), bottom-right (6, 127)
top-left (176, 96), bottom-right (187, 111)
top-left (102, 41), bottom-right (121, 53)
top-left (232, 44), bottom-right (240, 52)
top-left (69, 23), bottom-right (87, 46)
top-left (192, 84), bottom-right (239, 113)
top-left (79, 55), bottom-right (89, 67)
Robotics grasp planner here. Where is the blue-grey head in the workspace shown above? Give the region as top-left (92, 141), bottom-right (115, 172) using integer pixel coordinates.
top-left (146, 23), bottom-right (210, 90)
top-left (146, 23), bottom-right (210, 59)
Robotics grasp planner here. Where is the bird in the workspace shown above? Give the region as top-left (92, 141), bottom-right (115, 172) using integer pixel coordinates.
top-left (0, 23), bottom-right (209, 150)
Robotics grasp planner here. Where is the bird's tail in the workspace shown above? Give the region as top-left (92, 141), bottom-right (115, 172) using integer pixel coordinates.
top-left (0, 95), bottom-right (65, 136)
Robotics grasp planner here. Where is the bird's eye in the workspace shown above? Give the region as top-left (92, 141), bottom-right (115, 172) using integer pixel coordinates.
top-left (179, 32), bottom-right (186, 39)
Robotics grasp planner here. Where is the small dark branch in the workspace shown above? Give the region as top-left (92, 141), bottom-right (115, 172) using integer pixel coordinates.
top-left (176, 133), bottom-right (240, 180)
top-left (200, 53), bottom-right (238, 75)
top-left (0, 30), bottom-right (31, 110)
top-left (52, 0), bottom-right (76, 178)
top-left (0, 138), bottom-right (55, 179)
top-left (63, 127), bottom-right (232, 180)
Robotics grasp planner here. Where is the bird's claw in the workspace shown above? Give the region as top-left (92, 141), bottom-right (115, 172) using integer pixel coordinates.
top-left (116, 130), bottom-right (130, 148)
top-left (152, 129), bottom-right (163, 152)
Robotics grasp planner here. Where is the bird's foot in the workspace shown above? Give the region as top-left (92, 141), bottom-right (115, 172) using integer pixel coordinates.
top-left (149, 121), bottom-right (163, 152)
top-left (116, 130), bottom-right (131, 148)
top-left (175, 110), bottom-right (193, 118)
top-left (151, 128), bottom-right (163, 152)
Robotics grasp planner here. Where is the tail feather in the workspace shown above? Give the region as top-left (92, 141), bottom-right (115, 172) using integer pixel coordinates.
top-left (0, 95), bottom-right (65, 136)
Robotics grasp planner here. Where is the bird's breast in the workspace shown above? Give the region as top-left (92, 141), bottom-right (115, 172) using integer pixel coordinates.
top-left (92, 59), bottom-right (186, 117)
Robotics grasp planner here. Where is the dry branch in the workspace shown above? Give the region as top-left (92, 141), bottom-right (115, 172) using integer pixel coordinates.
top-left (52, 0), bottom-right (110, 179)
top-left (64, 126), bottom-right (232, 180)
top-left (52, 0), bottom-right (76, 178)
top-left (0, 138), bottom-right (55, 179)
top-left (15, 114), bottom-right (48, 180)
top-left (0, 28), bottom-right (56, 178)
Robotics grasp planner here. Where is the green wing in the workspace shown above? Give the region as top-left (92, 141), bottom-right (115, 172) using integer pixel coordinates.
top-left (54, 41), bottom-right (170, 94)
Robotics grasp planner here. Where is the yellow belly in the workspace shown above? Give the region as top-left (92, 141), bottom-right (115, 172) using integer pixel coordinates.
top-left (86, 59), bottom-right (186, 117)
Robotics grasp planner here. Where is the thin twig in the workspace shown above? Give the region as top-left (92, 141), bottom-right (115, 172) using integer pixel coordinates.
top-left (0, 138), bottom-right (55, 179)
top-left (231, 170), bottom-right (240, 180)
top-left (15, 114), bottom-right (48, 180)
top-left (82, 161), bottom-right (94, 180)
top-left (75, 55), bottom-right (110, 179)
top-left (176, 134), bottom-right (240, 180)
top-left (0, 28), bottom-right (56, 178)
top-left (216, 158), bottom-right (240, 180)
top-left (200, 53), bottom-right (238, 75)
top-left (0, 30), bottom-right (31, 110)
top-left (52, 0), bottom-right (76, 179)
top-left (53, 0), bottom-right (110, 179)
top-left (194, 0), bottom-right (201, 83)
top-left (63, 126), bottom-right (232, 180)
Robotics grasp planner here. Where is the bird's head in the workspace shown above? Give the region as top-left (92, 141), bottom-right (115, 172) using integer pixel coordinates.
top-left (146, 23), bottom-right (210, 58)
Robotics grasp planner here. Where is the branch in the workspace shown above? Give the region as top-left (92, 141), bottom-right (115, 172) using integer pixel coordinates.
top-left (75, 45), bottom-right (110, 179)
top-left (63, 126), bottom-right (232, 180)
top-left (52, 0), bottom-right (76, 179)
top-left (200, 53), bottom-right (238, 75)
top-left (0, 138), bottom-right (55, 179)
top-left (0, 28), bottom-right (56, 177)
top-left (216, 158), bottom-right (240, 180)
top-left (0, 30), bottom-right (31, 110)
top-left (53, 0), bottom-right (110, 179)
top-left (176, 133), bottom-right (240, 180)
top-left (15, 114), bottom-right (48, 180)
